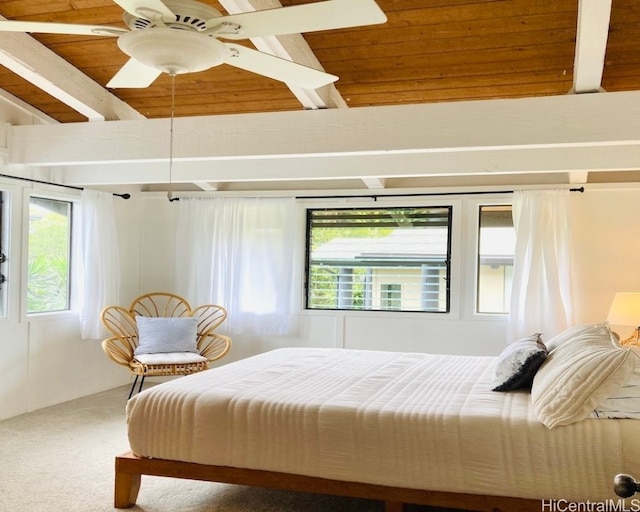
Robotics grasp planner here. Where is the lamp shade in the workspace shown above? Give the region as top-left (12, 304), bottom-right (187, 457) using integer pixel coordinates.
top-left (607, 292), bottom-right (640, 326)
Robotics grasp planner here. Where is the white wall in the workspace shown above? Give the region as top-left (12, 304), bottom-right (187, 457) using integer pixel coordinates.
top-left (0, 173), bottom-right (639, 421)
top-left (0, 180), bottom-right (144, 420)
top-left (570, 189), bottom-right (640, 327)
top-left (137, 188), bottom-right (640, 367)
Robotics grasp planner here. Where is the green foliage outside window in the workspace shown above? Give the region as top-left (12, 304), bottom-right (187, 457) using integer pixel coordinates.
top-left (27, 198), bottom-right (71, 313)
top-left (308, 225), bottom-right (392, 309)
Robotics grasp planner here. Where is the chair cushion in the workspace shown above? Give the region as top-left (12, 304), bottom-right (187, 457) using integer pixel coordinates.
top-left (134, 316), bottom-right (199, 355)
top-left (133, 352), bottom-right (208, 365)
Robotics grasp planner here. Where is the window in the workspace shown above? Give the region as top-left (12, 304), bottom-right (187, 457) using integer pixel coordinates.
top-left (305, 206), bottom-right (451, 312)
top-left (477, 205), bottom-right (515, 314)
top-left (381, 283), bottom-right (402, 310)
top-left (27, 196), bottom-right (73, 313)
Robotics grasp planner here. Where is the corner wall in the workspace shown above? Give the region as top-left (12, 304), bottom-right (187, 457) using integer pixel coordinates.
top-left (0, 185), bottom-right (144, 421)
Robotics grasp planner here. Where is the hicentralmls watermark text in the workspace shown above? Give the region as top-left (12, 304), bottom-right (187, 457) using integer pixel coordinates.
top-left (542, 499), bottom-right (640, 512)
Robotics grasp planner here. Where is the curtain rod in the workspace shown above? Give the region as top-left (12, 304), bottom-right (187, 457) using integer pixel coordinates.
top-left (0, 173), bottom-right (130, 199)
top-left (295, 186), bottom-right (585, 201)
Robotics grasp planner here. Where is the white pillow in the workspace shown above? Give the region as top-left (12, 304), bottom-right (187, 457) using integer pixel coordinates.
top-left (531, 323), bottom-right (635, 428)
top-left (592, 370), bottom-right (640, 419)
top-left (545, 322), bottom-right (615, 352)
top-left (134, 316), bottom-right (199, 355)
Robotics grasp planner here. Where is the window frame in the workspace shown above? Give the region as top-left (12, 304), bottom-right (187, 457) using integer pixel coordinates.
top-left (0, 190), bottom-right (7, 318)
top-left (301, 198), bottom-right (461, 316)
top-left (303, 204), bottom-right (453, 314)
top-left (476, 204), bottom-right (514, 315)
top-left (460, 194), bottom-right (514, 322)
top-left (22, 188), bottom-right (81, 320)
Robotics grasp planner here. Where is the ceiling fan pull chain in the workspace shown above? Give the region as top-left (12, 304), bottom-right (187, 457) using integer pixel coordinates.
top-left (167, 73), bottom-right (177, 202)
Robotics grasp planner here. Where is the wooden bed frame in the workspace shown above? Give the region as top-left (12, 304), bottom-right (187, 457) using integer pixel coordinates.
top-left (114, 451), bottom-right (541, 512)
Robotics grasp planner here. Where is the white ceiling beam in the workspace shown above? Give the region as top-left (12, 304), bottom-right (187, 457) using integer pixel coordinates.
top-left (218, 0), bottom-right (347, 109)
top-left (55, 144), bottom-right (640, 186)
top-left (194, 181), bottom-right (219, 191)
top-left (569, 171), bottom-right (589, 184)
top-left (0, 89), bottom-right (57, 124)
top-left (0, 23), bottom-right (144, 121)
top-left (6, 91), bottom-right (640, 185)
top-left (572, 0), bottom-right (612, 93)
top-left (362, 177), bottom-right (386, 189)
top-left (9, 91), bottom-right (640, 166)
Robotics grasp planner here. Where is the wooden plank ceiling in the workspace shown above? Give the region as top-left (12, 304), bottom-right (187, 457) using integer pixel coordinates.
top-left (0, 0), bottom-right (638, 125)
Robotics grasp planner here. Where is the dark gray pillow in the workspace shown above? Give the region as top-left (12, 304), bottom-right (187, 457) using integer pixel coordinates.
top-left (491, 333), bottom-right (547, 392)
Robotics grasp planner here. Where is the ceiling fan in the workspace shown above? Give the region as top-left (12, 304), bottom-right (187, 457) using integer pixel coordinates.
top-left (0, 0), bottom-right (387, 90)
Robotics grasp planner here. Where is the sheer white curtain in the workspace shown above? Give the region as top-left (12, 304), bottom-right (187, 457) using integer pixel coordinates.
top-left (79, 189), bottom-right (121, 339)
top-left (508, 189), bottom-right (574, 342)
top-left (175, 197), bottom-right (295, 335)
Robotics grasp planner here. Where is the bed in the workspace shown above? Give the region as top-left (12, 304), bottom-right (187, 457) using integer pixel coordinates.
top-left (115, 325), bottom-right (640, 512)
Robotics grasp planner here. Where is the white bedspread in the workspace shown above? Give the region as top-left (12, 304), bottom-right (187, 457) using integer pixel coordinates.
top-left (126, 347), bottom-right (640, 502)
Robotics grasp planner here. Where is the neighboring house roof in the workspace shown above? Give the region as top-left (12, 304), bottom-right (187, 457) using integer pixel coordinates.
top-left (312, 227), bottom-right (514, 264)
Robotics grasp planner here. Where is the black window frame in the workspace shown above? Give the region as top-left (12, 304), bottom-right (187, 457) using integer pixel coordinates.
top-left (304, 205), bottom-right (452, 313)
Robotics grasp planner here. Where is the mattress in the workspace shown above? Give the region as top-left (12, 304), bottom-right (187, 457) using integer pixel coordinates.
top-left (126, 347), bottom-right (640, 502)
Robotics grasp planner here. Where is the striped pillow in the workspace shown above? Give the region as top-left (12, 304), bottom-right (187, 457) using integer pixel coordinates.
top-left (592, 370), bottom-right (640, 419)
top-left (531, 323), bottom-right (635, 428)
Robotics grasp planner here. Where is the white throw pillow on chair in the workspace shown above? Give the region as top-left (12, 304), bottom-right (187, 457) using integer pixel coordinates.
top-left (134, 316), bottom-right (199, 355)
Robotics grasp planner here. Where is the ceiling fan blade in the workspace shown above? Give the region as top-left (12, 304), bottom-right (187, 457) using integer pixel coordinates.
top-left (0, 20), bottom-right (127, 37)
top-left (210, 0), bottom-right (387, 40)
top-left (112, 0), bottom-right (175, 19)
top-left (106, 58), bottom-right (163, 88)
top-left (224, 44), bottom-right (337, 89)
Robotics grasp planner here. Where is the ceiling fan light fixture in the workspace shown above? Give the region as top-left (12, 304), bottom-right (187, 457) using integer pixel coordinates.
top-left (117, 28), bottom-right (230, 75)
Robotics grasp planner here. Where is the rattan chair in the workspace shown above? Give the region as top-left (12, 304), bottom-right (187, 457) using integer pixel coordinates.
top-left (101, 292), bottom-right (232, 398)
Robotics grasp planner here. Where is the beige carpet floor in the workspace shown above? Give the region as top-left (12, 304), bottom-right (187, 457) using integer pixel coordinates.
top-left (0, 385), bottom-right (463, 512)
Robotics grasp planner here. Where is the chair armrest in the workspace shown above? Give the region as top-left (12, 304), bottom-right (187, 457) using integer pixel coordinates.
top-left (197, 333), bottom-right (232, 362)
top-left (102, 336), bottom-right (135, 367)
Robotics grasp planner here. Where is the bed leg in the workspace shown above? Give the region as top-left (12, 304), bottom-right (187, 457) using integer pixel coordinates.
top-left (114, 461), bottom-right (141, 508)
top-left (384, 500), bottom-right (404, 512)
